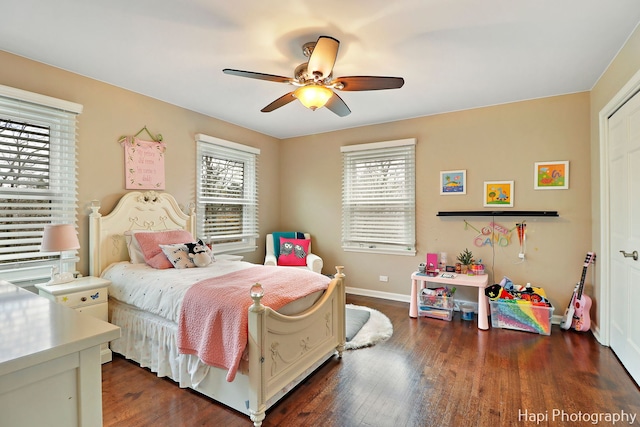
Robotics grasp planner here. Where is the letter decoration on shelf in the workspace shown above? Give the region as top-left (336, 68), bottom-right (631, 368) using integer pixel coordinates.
top-left (464, 220), bottom-right (515, 248)
top-left (119, 127), bottom-right (166, 190)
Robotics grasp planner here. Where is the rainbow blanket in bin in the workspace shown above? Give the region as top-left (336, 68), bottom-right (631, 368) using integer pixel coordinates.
top-left (486, 278), bottom-right (554, 335)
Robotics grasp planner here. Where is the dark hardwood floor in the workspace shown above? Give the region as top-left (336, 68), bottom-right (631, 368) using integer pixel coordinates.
top-left (102, 295), bottom-right (640, 426)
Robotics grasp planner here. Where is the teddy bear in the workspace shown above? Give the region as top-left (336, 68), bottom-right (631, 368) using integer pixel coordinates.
top-left (185, 239), bottom-right (212, 267)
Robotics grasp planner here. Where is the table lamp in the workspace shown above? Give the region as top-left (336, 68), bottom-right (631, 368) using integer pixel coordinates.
top-left (40, 224), bottom-right (80, 285)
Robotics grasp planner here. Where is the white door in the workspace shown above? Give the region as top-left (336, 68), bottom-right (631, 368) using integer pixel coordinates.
top-left (608, 90), bottom-right (640, 385)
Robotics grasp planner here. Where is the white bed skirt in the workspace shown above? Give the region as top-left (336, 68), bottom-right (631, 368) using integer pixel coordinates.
top-left (108, 298), bottom-right (336, 415)
top-left (109, 298), bottom-right (212, 387)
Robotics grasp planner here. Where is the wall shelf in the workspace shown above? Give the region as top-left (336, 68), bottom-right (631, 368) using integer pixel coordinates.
top-left (437, 210), bottom-right (559, 217)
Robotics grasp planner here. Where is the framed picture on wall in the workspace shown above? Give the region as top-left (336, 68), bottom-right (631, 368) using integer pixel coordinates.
top-left (534, 161), bottom-right (569, 190)
top-left (440, 170), bottom-right (467, 195)
top-left (483, 181), bottom-right (514, 207)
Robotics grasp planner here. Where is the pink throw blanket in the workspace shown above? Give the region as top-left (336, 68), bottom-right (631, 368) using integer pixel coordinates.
top-left (177, 266), bottom-right (330, 382)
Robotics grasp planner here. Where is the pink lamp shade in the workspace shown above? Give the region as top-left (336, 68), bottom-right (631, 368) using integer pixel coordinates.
top-left (40, 224), bottom-right (80, 252)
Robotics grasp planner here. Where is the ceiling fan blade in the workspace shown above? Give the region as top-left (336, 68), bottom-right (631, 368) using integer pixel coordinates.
top-left (261, 92), bottom-right (296, 112)
top-left (223, 68), bottom-right (292, 84)
top-left (325, 92), bottom-right (351, 117)
top-left (307, 36), bottom-right (339, 81)
top-left (334, 76), bottom-right (405, 91)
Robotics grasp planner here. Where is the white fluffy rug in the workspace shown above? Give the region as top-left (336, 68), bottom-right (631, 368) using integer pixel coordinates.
top-left (345, 304), bottom-right (394, 350)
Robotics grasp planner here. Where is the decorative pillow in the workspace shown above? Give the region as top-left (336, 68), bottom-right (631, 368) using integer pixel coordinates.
top-left (134, 230), bottom-right (195, 269)
top-left (277, 237), bottom-right (310, 267)
top-left (160, 239), bottom-right (213, 269)
top-left (160, 243), bottom-right (195, 269)
top-left (272, 232), bottom-right (305, 258)
top-left (124, 230), bottom-right (150, 263)
top-left (124, 229), bottom-right (183, 263)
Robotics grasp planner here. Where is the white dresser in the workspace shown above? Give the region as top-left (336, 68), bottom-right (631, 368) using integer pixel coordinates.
top-left (0, 281), bottom-right (120, 427)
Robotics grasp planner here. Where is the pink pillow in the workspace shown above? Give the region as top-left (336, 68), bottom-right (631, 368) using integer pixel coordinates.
top-left (277, 238), bottom-right (310, 267)
top-left (134, 230), bottom-right (195, 269)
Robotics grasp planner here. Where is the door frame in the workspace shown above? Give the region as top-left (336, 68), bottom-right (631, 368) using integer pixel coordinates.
top-left (597, 67), bottom-right (640, 346)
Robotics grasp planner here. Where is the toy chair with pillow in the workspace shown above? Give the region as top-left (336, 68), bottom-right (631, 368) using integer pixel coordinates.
top-left (265, 232), bottom-right (323, 274)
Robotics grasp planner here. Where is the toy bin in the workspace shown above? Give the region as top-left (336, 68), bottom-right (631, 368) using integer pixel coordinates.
top-left (489, 300), bottom-right (554, 335)
top-left (418, 289), bottom-right (455, 321)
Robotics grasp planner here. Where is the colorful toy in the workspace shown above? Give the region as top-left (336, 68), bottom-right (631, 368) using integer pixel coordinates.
top-left (491, 301), bottom-right (553, 335)
top-left (418, 286), bottom-right (456, 321)
top-left (487, 276), bottom-right (554, 335)
top-left (485, 277), bottom-right (550, 306)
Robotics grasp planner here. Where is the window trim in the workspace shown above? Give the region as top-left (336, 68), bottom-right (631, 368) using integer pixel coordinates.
top-left (0, 84), bottom-right (82, 114)
top-left (0, 85), bottom-right (81, 287)
top-left (195, 133), bottom-right (259, 255)
top-left (341, 138), bottom-right (417, 256)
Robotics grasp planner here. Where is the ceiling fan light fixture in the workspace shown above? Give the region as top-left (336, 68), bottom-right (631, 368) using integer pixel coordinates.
top-left (223, 36), bottom-right (403, 116)
top-left (294, 85), bottom-right (333, 110)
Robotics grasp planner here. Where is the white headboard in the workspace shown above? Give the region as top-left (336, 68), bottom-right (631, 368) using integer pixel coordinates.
top-left (89, 191), bottom-right (196, 276)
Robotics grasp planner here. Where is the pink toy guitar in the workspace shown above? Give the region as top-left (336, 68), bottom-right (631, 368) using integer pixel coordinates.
top-left (570, 252), bottom-right (595, 332)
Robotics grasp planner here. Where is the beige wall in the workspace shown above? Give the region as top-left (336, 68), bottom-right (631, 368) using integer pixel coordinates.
top-left (282, 94), bottom-right (592, 311)
top-left (0, 50), bottom-right (281, 270)
top-left (0, 48), bottom-right (602, 317)
top-left (589, 24), bottom-right (640, 330)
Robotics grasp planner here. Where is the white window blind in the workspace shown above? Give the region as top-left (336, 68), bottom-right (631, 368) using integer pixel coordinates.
top-left (0, 85), bottom-right (81, 287)
top-left (341, 138), bottom-right (416, 255)
top-left (196, 134), bottom-right (259, 254)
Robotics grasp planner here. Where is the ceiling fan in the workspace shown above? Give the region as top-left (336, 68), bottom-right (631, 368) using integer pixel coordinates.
top-left (223, 36), bottom-right (405, 117)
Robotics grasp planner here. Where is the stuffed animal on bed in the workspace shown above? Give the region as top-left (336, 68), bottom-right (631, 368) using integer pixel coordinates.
top-left (185, 239), bottom-right (212, 267)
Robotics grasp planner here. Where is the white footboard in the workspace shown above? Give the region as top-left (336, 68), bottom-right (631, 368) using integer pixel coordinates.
top-left (246, 266), bottom-right (346, 427)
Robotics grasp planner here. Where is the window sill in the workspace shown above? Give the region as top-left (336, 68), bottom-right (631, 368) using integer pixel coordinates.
top-left (343, 247), bottom-right (416, 256)
top-left (214, 245), bottom-right (257, 255)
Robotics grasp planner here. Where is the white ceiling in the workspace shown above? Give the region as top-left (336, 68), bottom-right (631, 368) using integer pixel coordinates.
top-left (2, 0), bottom-right (640, 139)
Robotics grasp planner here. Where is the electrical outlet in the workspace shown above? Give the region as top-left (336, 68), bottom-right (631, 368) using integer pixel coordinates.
top-left (379, 275), bottom-right (389, 282)
top-left (518, 253), bottom-right (525, 259)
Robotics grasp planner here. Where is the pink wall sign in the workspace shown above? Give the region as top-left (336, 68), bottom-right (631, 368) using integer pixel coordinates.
top-left (121, 137), bottom-right (166, 189)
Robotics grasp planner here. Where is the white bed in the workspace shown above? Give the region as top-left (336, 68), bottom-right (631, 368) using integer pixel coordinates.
top-left (89, 191), bottom-right (346, 426)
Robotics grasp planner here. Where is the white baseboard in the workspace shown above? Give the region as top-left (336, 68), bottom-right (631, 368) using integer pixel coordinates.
top-left (345, 286), bottom-right (479, 312)
top-left (592, 325), bottom-right (604, 344)
top-left (345, 286), bottom-right (410, 303)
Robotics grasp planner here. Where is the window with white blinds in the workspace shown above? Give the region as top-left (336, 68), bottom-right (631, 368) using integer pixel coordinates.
top-left (341, 138), bottom-right (416, 255)
top-left (0, 85), bottom-right (82, 286)
top-left (196, 134), bottom-right (259, 254)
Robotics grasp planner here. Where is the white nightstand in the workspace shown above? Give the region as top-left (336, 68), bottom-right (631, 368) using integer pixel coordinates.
top-left (36, 276), bottom-right (113, 363)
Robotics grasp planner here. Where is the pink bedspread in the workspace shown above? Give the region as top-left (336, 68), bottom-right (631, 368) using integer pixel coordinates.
top-left (177, 265), bottom-right (330, 382)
